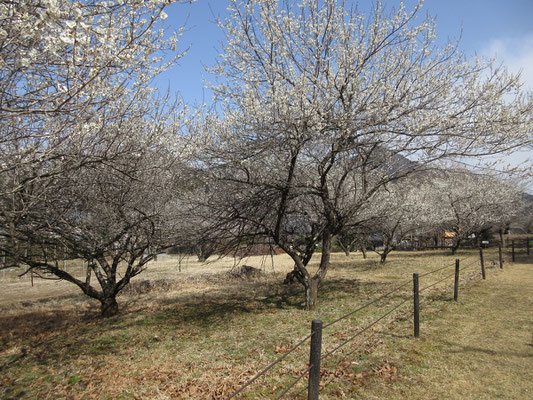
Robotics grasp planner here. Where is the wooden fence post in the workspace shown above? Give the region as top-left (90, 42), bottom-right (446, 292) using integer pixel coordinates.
top-left (527, 237), bottom-right (530, 256)
top-left (24, 248), bottom-right (28, 280)
top-left (454, 259), bottom-right (460, 301)
top-left (511, 240), bottom-right (515, 263)
top-left (308, 319), bottom-right (323, 400)
top-left (479, 247), bottom-right (486, 280)
top-left (498, 244), bottom-right (503, 269)
top-left (413, 273), bottom-right (420, 338)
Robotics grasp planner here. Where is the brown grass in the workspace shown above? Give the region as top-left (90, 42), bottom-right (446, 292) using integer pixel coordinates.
top-left (0, 248), bottom-right (531, 399)
top-left (355, 255), bottom-right (533, 400)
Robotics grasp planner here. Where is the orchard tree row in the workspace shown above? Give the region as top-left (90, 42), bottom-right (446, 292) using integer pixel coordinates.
top-left (1, 0), bottom-right (532, 316)
top-left (336, 169), bottom-right (526, 263)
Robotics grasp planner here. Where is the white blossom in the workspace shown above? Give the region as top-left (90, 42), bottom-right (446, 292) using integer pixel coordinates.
top-left (198, 0), bottom-right (533, 309)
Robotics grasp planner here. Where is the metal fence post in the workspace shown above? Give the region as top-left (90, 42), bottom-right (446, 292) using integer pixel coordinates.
top-left (498, 244), bottom-right (503, 269)
top-left (527, 237), bottom-right (530, 256)
top-left (454, 259), bottom-right (460, 301)
top-left (512, 240), bottom-right (515, 263)
top-left (479, 247), bottom-right (486, 280)
top-left (308, 319), bottom-right (323, 400)
top-left (413, 273), bottom-right (420, 338)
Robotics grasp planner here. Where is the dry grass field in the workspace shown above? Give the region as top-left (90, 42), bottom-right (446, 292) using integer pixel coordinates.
top-left (0, 248), bottom-right (531, 399)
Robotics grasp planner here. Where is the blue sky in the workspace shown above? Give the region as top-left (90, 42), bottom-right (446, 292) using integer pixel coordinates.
top-left (157, 0), bottom-right (533, 104)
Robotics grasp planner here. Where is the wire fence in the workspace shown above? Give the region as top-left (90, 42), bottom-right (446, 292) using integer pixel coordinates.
top-left (225, 333), bottom-right (314, 399)
top-left (0, 261), bottom-right (88, 281)
top-left (505, 237), bottom-right (531, 263)
top-left (0, 245), bottom-right (526, 398)
top-left (225, 245), bottom-right (523, 399)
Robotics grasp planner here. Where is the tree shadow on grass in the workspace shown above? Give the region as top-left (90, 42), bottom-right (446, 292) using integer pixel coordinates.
top-left (1, 274), bottom-right (371, 337)
top-left (0, 273), bottom-right (397, 376)
top-left (333, 260), bottom-right (382, 272)
top-left (436, 338), bottom-right (533, 359)
top-left (0, 308), bottom-right (96, 349)
top-left (1, 270), bottom-right (401, 332)
top-left (149, 277), bottom-right (360, 326)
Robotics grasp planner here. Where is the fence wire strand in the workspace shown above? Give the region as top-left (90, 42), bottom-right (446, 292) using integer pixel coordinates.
top-left (291, 381), bottom-right (309, 399)
top-left (458, 254), bottom-right (476, 264)
top-left (461, 258), bottom-right (482, 271)
top-left (326, 303), bottom-right (414, 379)
top-left (420, 270), bottom-right (458, 293)
top-left (321, 253), bottom-right (485, 380)
top-left (419, 255), bottom-right (484, 306)
top-left (224, 332), bottom-right (313, 400)
top-left (322, 278), bottom-right (411, 330)
top-left (321, 296), bottom-right (410, 360)
top-left (225, 250), bottom-right (493, 399)
top-left (413, 253), bottom-right (474, 279)
top-left (419, 283), bottom-right (454, 307)
top-left (274, 365), bottom-right (313, 400)
top-left (418, 261), bottom-right (454, 278)
top-left (459, 271), bottom-right (482, 286)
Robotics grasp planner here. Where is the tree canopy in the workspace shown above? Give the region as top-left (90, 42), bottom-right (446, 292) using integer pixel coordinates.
top-left (196, 0), bottom-right (533, 308)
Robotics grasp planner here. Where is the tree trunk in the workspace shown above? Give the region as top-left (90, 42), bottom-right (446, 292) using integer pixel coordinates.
top-left (379, 237), bottom-right (393, 263)
top-left (337, 239), bottom-right (351, 257)
top-left (451, 239), bottom-right (461, 255)
top-left (305, 277), bottom-right (320, 310)
top-left (100, 296), bottom-right (119, 317)
top-left (303, 231), bottom-right (332, 309)
top-left (380, 249), bottom-right (390, 263)
top-left (85, 263), bottom-right (92, 285)
top-left (196, 244), bottom-right (214, 262)
top-left (360, 245), bottom-right (367, 259)
top-left (337, 239), bottom-right (350, 256)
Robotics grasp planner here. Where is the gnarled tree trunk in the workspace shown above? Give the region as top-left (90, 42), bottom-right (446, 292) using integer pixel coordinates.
top-left (380, 248), bottom-right (392, 263)
top-left (305, 232), bottom-right (332, 309)
top-left (281, 232), bottom-right (332, 310)
top-left (100, 296), bottom-right (119, 317)
top-left (305, 277), bottom-right (320, 310)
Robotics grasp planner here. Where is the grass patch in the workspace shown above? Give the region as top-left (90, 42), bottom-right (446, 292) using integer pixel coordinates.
top-left (67, 375), bottom-right (82, 385)
top-left (0, 249), bottom-right (531, 399)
